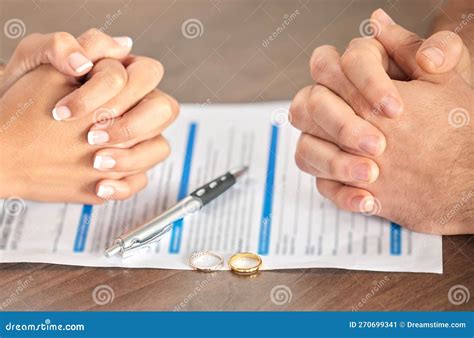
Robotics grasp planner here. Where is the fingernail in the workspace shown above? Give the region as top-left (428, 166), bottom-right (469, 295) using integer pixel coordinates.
top-left (87, 130), bottom-right (109, 145)
top-left (351, 163), bottom-right (372, 182)
top-left (68, 52), bottom-right (93, 73)
top-left (375, 9), bottom-right (395, 25)
top-left (93, 155), bottom-right (116, 170)
top-left (352, 195), bottom-right (374, 212)
top-left (421, 47), bottom-right (445, 67)
top-left (97, 185), bottom-right (116, 198)
top-left (359, 135), bottom-right (383, 156)
top-left (113, 36), bottom-right (133, 48)
top-left (381, 95), bottom-right (403, 118)
top-left (52, 106), bottom-right (71, 121)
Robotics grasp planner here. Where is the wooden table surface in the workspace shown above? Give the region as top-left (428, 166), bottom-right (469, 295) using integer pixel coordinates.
top-left (0, 0), bottom-right (473, 311)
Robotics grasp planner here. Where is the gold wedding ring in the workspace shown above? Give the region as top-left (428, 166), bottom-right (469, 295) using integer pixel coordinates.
top-left (228, 252), bottom-right (262, 275)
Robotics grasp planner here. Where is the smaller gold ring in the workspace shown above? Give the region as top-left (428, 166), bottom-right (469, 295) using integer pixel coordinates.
top-left (189, 251), bottom-right (223, 272)
top-left (228, 252), bottom-right (262, 275)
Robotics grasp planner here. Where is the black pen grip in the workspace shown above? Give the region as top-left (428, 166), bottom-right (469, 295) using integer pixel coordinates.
top-left (190, 171), bottom-right (236, 206)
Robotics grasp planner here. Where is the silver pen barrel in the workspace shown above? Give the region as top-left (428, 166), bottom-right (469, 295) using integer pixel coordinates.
top-left (104, 166), bottom-right (248, 258)
top-left (104, 196), bottom-right (202, 257)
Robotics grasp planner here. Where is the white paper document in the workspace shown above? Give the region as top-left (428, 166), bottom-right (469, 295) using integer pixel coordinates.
top-left (0, 102), bottom-right (442, 273)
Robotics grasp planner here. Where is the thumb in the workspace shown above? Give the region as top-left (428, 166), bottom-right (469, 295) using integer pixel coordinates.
top-left (416, 31), bottom-right (471, 81)
top-left (370, 9), bottom-right (425, 79)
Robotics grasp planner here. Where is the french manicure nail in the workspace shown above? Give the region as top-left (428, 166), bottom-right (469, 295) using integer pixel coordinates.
top-left (113, 36), bottom-right (133, 48)
top-left (68, 52), bottom-right (93, 73)
top-left (93, 155), bottom-right (116, 170)
top-left (87, 130), bottom-right (109, 145)
top-left (97, 185), bottom-right (116, 198)
top-left (359, 135), bottom-right (382, 156)
top-left (351, 163), bottom-right (372, 182)
top-left (52, 106), bottom-right (71, 121)
top-left (421, 47), bottom-right (445, 67)
top-left (375, 9), bottom-right (395, 25)
top-left (381, 95), bottom-right (403, 118)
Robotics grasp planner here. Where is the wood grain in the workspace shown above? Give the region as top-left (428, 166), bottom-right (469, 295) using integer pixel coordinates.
top-left (0, 0), bottom-right (472, 311)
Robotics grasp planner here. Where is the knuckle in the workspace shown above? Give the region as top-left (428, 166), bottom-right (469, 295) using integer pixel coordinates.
top-left (69, 94), bottom-right (88, 113)
top-left (310, 45), bottom-right (339, 82)
top-left (17, 33), bottom-right (41, 50)
top-left (145, 58), bottom-right (164, 81)
top-left (165, 95), bottom-right (179, 122)
top-left (50, 32), bottom-right (74, 51)
top-left (289, 86), bottom-right (310, 127)
top-left (315, 178), bottom-right (326, 196)
top-left (336, 122), bottom-right (351, 145)
top-left (294, 152), bottom-right (306, 172)
top-left (84, 28), bottom-right (102, 39)
top-left (307, 85), bottom-right (328, 113)
top-left (295, 134), bottom-right (312, 162)
top-left (79, 28), bottom-right (104, 48)
top-left (118, 123), bottom-right (136, 143)
top-left (295, 147), bottom-right (315, 175)
top-left (340, 49), bottom-right (359, 72)
top-left (327, 155), bottom-right (341, 176)
top-left (347, 37), bottom-right (367, 49)
top-left (104, 68), bottom-right (127, 91)
top-left (360, 74), bottom-right (380, 95)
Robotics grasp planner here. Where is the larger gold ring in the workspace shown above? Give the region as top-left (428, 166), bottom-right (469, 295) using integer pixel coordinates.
top-left (228, 252), bottom-right (262, 275)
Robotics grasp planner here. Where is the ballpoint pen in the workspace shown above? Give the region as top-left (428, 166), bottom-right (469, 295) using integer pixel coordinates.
top-left (104, 165), bottom-right (249, 258)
